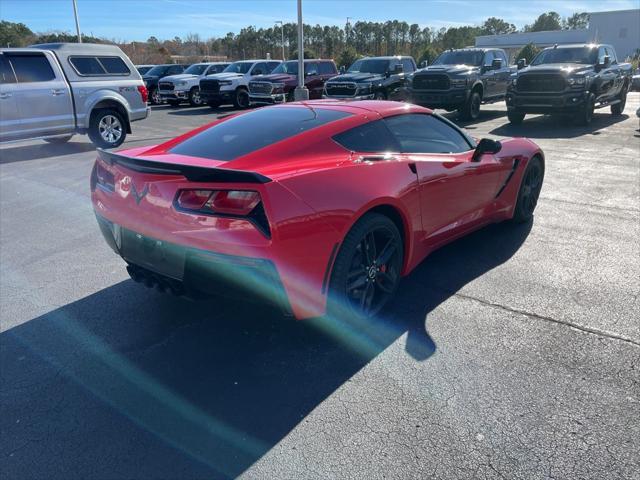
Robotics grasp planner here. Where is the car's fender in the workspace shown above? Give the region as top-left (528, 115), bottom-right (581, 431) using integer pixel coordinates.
top-left (79, 89), bottom-right (131, 130)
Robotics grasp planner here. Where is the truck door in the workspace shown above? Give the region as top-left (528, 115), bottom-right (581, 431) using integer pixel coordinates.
top-left (481, 51), bottom-right (497, 98)
top-left (6, 51), bottom-right (74, 138)
top-left (0, 54), bottom-right (21, 141)
top-left (596, 46), bottom-right (616, 101)
top-left (304, 62), bottom-right (323, 98)
top-left (493, 50), bottom-right (511, 97)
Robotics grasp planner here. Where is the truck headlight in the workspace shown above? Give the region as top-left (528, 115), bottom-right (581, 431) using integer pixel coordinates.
top-left (219, 80), bottom-right (232, 86)
top-left (451, 79), bottom-right (467, 88)
top-left (176, 81), bottom-right (186, 86)
top-left (568, 77), bottom-right (585, 88)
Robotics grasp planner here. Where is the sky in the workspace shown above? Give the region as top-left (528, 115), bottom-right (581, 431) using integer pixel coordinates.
top-left (0, 0), bottom-right (638, 41)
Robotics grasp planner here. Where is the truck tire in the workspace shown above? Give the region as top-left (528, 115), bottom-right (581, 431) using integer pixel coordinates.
top-left (44, 135), bottom-right (74, 144)
top-left (458, 90), bottom-right (481, 121)
top-left (88, 109), bottom-right (126, 149)
top-left (611, 88), bottom-right (627, 116)
top-left (189, 87), bottom-right (204, 107)
top-left (149, 88), bottom-right (161, 105)
top-left (507, 110), bottom-right (525, 125)
top-left (576, 93), bottom-right (595, 126)
top-left (233, 88), bottom-right (250, 109)
top-left (373, 90), bottom-right (387, 100)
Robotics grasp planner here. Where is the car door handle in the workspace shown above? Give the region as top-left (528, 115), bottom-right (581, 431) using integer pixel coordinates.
top-left (357, 154), bottom-right (398, 163)
top-left (0, 93), bottom-right (11, 99)
top-left (51, 89), bottom-right (65, 96)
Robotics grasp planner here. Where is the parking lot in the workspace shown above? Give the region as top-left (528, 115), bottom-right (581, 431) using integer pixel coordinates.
top-left (1, 95), bottom-right (639, 479)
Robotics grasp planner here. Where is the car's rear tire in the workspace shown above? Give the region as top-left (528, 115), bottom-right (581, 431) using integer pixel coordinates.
top-left (88, 109), bottom-right (126, 149)
top-left (507, 110), bottom-right (525, 125)
top-left (44, 135), bottom-right (73, 144)
top-left (459, 90), bottom-right (481, 121)
top-left (576, 93), bottom-right (595, 125)
top-left (189, 87), bottom-right (204, 107)
top-left (233, 88), bottom-right (250, 109)
top-left (611, 88), bottom-right (627, 115)
top-left (511, 156), bottom-right (544, 223)
top-left (327, 213), bottom-right (403, 320)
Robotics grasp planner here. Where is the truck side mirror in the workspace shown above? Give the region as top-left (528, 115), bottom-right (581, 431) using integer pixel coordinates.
top-left (420, 60), bottom-right (428, 68)
top-left (472, 138), bottom-right (502, 162)
top-left (393, 63), bottom-right (404, 74)
top-left (517, 58), bottom-right (527, 70)
top-left (339, 66), bottom-right (346, 74)
top-left (491, 58), bottom-right (502, 70)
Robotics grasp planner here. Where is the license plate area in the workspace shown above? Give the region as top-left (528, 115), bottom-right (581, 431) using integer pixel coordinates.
top-left (121, 230), bottom-right (185, 280)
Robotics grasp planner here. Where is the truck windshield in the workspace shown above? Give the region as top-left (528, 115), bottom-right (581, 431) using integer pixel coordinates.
top-left (146, 65), bottom-right (170, 76)
top-left (433, 51), bottom-right (484, 66)
top-left (531, 47), bottom-right (598, 65)
top-left (348, 59), bottom-right (390, 74)
top-left (223, 62), bottom-right (253, 74)
top-left (271, 61), bottom-right (298, 75)
top-left (183, 64), bottom-right (208, 75)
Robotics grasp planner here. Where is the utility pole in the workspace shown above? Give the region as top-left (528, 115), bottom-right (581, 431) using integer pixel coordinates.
top-left (276, 20), bottom-right (285, 61)
top-left (294, 0), bottom-right (308, 100)
top-left (72, 0), bottom-right (82, 43)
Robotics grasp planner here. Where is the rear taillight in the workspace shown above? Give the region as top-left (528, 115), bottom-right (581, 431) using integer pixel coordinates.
top-left (137, 85), bottom-right (148, 103)
top-left (93, 161), bottom-right (115, 192)
top-left (175, 189), bottom-right (269, 236)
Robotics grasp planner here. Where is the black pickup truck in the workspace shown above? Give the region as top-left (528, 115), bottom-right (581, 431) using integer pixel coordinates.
top-left (506, 44), bottom-right (632, 125)
top-left (409, 48), bottom-right (514, 120)
top-left (323, 56), bottom-right (416, 100)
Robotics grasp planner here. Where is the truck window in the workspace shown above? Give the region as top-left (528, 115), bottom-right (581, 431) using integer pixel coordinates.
top-left (98, 57), bottom-right (130, 74)
top-left (605, 47), bottom-right (617, 64)
top-left (319, 62), bottom-right (337, 75)
top-left (305, 62), bottom-right (319, 76)
top-left (401, 58), bottom-right (415, 73)
top-left (8, 53), bottom-right (55, 83)
top-left (0, 55), bottom-right (16, 84)
top-left (70, 57), bottom-right (105, 75)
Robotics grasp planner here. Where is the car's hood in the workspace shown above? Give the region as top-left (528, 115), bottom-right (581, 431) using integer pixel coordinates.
top-left (204, 72), bottom-right (244, 80)
top-left (418, 64), bottom-right (479, 75)
top-left (327, 72), bottom-right (385, 83)
top-left (253, 73), bottom-right (296, 84)
top-left (519, 63), bottom-right (594, 75)
top-left (160, 74), bottom-right (198, 82)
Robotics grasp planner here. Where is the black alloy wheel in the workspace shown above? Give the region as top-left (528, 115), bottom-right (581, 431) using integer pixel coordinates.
top-left (374, 90), bottom-right (387, 100)
top-left (233, 88), bottom-right (250, 109)
top-left (459, 90), bottom-right (481, 121)
top-left (577, 93), bottom-right (595, 125)
top-left (507, 110), bottom-right (525, 125)
top-left (611, 88), bottom-right (627, 115)
top-left (329, 213), bottom-right (403, 319)
top-left (512, 156), bottom-right (544, 223)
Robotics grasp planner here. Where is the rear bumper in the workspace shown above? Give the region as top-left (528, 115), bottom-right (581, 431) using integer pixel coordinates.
top-left (506, 90), bottom-right (588, 113)
top-left (96, 214), bottom-right (292, 314)
top-left (409, 89), bottom-right (468, 108)
top-left (129, 106), bottom-right (150, 123)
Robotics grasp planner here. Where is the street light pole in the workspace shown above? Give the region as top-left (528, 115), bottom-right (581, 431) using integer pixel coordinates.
top-left (294, 0), bottom-right (309, 100)
top-left (276, 21), bottom-right (285, 61)
top-left (72, 0), bottom-right (82, 43)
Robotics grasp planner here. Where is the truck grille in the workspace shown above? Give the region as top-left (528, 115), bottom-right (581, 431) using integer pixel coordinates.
top-left (412, 74), bottom-right (450, 91)
top-left (517, 74), bottom-right (565, 93)
top-left (249, 81), bottom-right (274, 95)
top-left (200, 79), bottom-right (220, 94)
top-left (158, 82), bottom-right (174, 91)
top-left (325, 82), bottom-right (357, 97)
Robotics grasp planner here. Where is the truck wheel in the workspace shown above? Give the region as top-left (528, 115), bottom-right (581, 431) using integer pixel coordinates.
top-left (576, 93), bottom-right (595, 126)
top-left (189, 88), bottom-right (204, 107)
top-left (88, 109), bottom-right (126, 149)
top-left (373, 91), bottom-right (387, 100)
top-left (507, 110), bottom-right (525, 125)
top-left (611, 88), bottom-right (627, 116)
top-left (44, 135), bottom-right (74, 144)
top-left (233, 88), bottom-right (250, 109)
top-left (149, 88), bottom-right (161, 105)
top-left (458, 90), bottom-right (481, 121)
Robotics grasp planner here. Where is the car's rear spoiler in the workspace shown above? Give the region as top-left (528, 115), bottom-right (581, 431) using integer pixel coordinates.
top-left (97, 149), bottom-right (271, 184)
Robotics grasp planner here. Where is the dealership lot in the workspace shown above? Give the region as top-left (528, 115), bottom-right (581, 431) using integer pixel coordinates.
top-left (1, 96), bottom-right (639, 479)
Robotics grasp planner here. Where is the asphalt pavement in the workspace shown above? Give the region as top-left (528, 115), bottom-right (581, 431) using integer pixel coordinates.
top-left (1, 96), bottom-right (639, 480)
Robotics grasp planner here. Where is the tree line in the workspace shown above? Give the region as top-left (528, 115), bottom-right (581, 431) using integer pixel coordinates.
top-left (1, 12), bottom-right (591, 68)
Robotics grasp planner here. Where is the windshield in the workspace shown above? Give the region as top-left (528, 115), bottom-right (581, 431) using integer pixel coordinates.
top-left (223, 62), bottom-right (253, 74)
top-left (137, 66), bottom-right (152, 74)
top-left (271, 61), bottom-right (299, 75)
top-left (145, 65), bottom-right (170, 76)
top-left (433, 51), bottom-right (484, 66)
top-left (348, 58), bottom-right (390, 74)
top-left (183, 64), bottom-right (208, 75)
top-left (531, 47), bottom-right (598, 66)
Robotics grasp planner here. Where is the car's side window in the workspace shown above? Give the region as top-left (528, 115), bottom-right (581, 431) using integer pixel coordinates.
top-left (332, 120), bottom-right (400, 153)
top-left (483, 51), bottom-right (494, 67)
top-left (0, 55), bottom-right (17, 84)
top-left (267, 62), bottom-right (280, 73)
top-left (401, 58), bottom-right (415, 73)
top-left (305, 62), bottom-right (319, 76)
top-left (7, 53), bottom-right (55, 83)
top-left (252, 62), bottom-right (267, 75)
top-left (319, 62), bottom-right (337, 75)
top-left (597, 47), bottom-right (607, 64)
top-left (605, 47), bottom-right (617, 64)
top-left (384, 114), bottom-right (473, 154)
top-left (496, 50), bottom-right (508, 66)
top-left (168, 65), bottom-right (183, 75)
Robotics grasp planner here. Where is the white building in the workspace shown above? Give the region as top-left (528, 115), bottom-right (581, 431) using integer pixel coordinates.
top-left (475, 8), bottom-right (640, 63)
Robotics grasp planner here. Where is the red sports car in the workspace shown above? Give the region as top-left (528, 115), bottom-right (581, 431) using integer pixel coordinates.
top-left (91, 100), bottom-right (544, 320)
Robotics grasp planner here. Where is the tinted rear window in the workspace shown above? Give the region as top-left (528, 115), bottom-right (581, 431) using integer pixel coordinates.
top-left (333, 120), bottom-right (400, 152)
top-left (98, 56), bottom-right (130, 74)
top-left (8, 53), bottom-right (55, 82)
top-left (70, 56), bottom-right (130, 75)
top-left (170, 107), bottom-right (352, 161)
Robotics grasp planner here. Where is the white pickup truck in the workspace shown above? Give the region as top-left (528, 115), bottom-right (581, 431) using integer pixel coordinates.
top-left (158, 62), bottom-right (229, 107)
top-left (198, 60), bottom-right (281, 109)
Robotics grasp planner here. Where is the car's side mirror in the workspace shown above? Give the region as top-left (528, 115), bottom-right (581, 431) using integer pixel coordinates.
top-left (472, 138), bottom-right (502, 162)
top-left (491, 58), bottom-right (503, 70)
top-left (339, 66), bottom-right (346, 74)
top-left (420, 60), bottom-right (428, 68)
top-left (517, 58), bottom-right (527, 70)
top-left (393, 64), bottom-right (404, 74)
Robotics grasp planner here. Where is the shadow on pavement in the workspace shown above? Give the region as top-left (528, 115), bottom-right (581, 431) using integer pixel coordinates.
top-left (490, 113), bottom-right (629, 139)
top-left (0, 141), bottom-right (96, 164)
top-left (167, 105), bottom-right (239, 117)
top-left (0, 219), bottom-right (532, 479)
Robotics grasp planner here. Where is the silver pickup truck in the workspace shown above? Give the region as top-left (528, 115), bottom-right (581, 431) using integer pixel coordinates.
top-left (0, 43), bottom-right (149, 148)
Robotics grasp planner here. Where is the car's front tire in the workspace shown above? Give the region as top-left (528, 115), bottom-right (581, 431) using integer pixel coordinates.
top-left (576, 93), bottom-right (595, 125)
top-left (611, 87), bottom-right (627, 116)
top-left (233, 88), bottom-right (250, 109)
top-left (459, 90), bottom-right (481, 121)
top-left (88, 109), bottom-right (126, 149)
top-left (373, 90), bottom-right (387, 100)
top-left (189, 87), bottom-right (204, 107)
top-left (507, 110), bottom-right (525, 125)
top-left (328, 213), bottom-right (403, 320)
top-left (149, 88), bottom-right (161, 105)
top-left (512, 155), bottom-right (544, 223)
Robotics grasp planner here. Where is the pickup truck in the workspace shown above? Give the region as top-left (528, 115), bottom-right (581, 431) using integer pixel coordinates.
top-left (199, 59), bottom-right (281, 109)
top-left (409, 48), bottom-right (514, 120)
top-left (506, 44), bottom-right (632, 125)
top-left (248, 59), bottom-right (337, 105)
top-left (158, 62), bottom-right (229, 107)
top-left (0, 43), bottom-right (149, 148)
top-left (142, 64), bottom-right (190, 104)
top-left (323, 56), bottom-right (416, 101)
